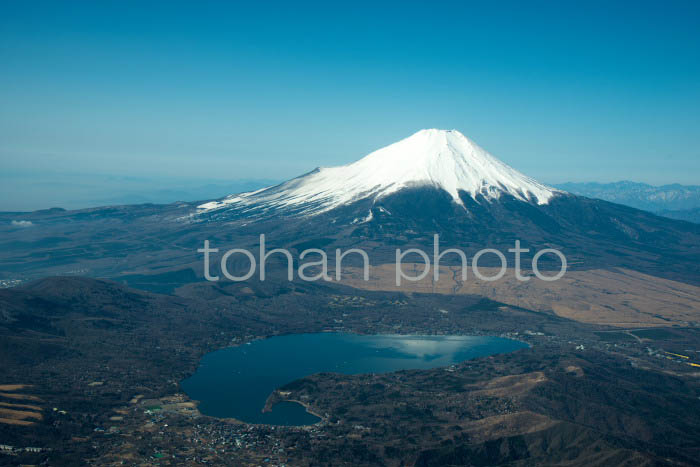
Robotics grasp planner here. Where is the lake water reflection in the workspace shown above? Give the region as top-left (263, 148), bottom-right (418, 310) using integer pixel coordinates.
top-left (181, 333), bottom-right (528, 426)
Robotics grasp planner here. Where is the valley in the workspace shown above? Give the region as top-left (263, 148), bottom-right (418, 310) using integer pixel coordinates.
top-left (3, 2), bottom-right (699, 464)
top-left (1, 276), bottom-right (700, 465)
top-left (1, 129), bottom-right (699, 465)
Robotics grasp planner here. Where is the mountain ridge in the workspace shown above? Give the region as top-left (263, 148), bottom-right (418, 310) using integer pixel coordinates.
top-left (197, 129), bottom-right (561, 217)
top-left (555, 181), bottom-right (700, 213)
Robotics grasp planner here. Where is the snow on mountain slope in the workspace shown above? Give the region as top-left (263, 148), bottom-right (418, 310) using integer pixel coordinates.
top-left (198, 129), bottom-right (561, 216)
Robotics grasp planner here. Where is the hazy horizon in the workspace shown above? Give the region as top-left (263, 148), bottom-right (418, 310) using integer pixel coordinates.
top-left (2, 1), bottom-right (699, 200)
top-left (2, 168), bottom-right (699, 212)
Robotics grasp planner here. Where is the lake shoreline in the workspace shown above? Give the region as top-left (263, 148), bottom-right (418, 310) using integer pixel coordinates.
top-left (181, 332), bottom-right (528, 426)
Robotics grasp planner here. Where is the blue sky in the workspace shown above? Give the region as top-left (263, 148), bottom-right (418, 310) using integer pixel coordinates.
top-left (1, 0), bottom-right (699, 209)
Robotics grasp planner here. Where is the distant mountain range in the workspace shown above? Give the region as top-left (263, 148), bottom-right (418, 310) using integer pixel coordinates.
top-left (3, 129), bottom-right (699, 290)
top-left (2, 131), bottom-right (698, 467)
top-left (554, 181), bottom-right (700, 223)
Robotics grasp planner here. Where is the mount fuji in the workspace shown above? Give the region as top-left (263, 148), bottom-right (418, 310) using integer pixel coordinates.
top-left (1, 129), bottom-right (699, 286)
top-left (188, 129), bottom-right (699, 284)
top-left (197, 129), bottom-right (562, 218)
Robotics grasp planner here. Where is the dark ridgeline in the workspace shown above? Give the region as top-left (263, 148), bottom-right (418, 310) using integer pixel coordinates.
top-left (1, 130), bottom-right (699, 465)
top-left (2, 276), bottom-right (700, 465)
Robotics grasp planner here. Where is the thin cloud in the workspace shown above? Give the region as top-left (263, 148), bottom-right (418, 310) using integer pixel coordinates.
top-left (11, 220), bottom-right (34, 227)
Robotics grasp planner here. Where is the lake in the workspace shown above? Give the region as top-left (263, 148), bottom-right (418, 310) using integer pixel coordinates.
top-left (181, 332), bottom-right (528, 426)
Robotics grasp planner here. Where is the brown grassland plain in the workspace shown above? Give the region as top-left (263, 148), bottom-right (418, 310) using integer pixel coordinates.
top-left (338, 265), bottom-right (700, 327)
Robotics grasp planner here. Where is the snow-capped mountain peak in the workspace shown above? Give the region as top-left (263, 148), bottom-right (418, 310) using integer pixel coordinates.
top-left (198, 129), bottom-right (560, 216)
